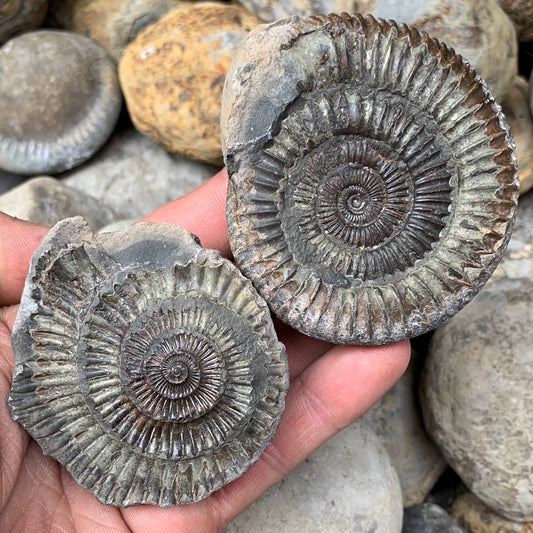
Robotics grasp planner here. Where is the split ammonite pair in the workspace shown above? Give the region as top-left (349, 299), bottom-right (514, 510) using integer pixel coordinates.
top-left (8, 14), bottom-right (518, 507)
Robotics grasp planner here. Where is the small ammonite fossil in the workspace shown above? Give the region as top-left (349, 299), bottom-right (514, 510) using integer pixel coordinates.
top-left (8, 217), bottom-right (288, 507)
top-left (221, 13), bottom-right (519, 345)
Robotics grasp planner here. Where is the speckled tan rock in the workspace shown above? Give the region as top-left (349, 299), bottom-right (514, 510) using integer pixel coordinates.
top-left (356, 0), bottom-right (517, 101)
top-left (498, 0), bottom-right (533, 42)
top-left (502, 77), bottom-right (533, 195)
top-left (0, 0), bottom-right (48, 45)
top-left (47, 0), bottom-right (183, 62)
top-left (119, 2), bottom-right (261, 165)
top-left (451, 493), bottom-right (533, 533)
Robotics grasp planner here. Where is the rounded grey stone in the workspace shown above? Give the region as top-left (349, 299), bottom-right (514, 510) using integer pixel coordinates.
top-left (0, 30), bottom-right (122, 175)
top-left (61, 128), bottom-right (219, 220)
top-left (451, 492), bottom-right (533, 532)
top-left (421, 273), bottom-right (533, 521)
top-left (226, 420), bottom-right (403, 533)
top-left (0, 176), bottom-right (116, 230)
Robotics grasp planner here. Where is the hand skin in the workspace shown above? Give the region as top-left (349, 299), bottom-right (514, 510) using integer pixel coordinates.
top-left (0, 169), bottom-right (410, 533)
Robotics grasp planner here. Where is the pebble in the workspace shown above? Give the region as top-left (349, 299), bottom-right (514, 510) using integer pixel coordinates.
top-left (60, 128), bottom-right (218, 220)
top-left (225, 420), bottom-right (403, 533)
top-left (402, 502), bottom-right (466, 533)
top-left (0, 0), bottom-right (48, 45)
top-left (501, 76), bottom-right (533, 195)
top-left (0, 176), bottom-right (116, 230)
top-left (451, 492), bottom-right (533, 533)
top-left (420, 192), bottom-right (533, 522)
top-left (118, 2), bottom-right (261, 165)
top-left (498, 0), bottom-right (533, 42)
top-left (363, 351), bottom-right (447, 506)
top-left (47, 0), bottom-right (183, 62)
top-left (235, 0), bottom-right (358, 23)
top-left (356, 0), bottom-right (517, 101)
top-left (0, 30), bottom-right (122, 175)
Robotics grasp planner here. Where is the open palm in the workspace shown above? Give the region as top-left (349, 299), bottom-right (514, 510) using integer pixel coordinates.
top-left (0, 170), bottom-right (409, 533)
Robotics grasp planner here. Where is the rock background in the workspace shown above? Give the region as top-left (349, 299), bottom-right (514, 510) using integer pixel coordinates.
top-left (363, 351), bottom-right (447, 507)
top-left (0, 1), bottom-right (533, 531)
top-left (60, 128), bottom-right (218, 220)
top-left (226, 421), bottom-right (403, 533)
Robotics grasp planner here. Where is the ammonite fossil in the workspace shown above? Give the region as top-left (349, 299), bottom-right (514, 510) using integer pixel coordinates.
top-left (221, 13), bottom-right (519, 345)
top-left (9, 217), bottom-right (288, 506)
top-left (0, 30), bottom-right (122, 175)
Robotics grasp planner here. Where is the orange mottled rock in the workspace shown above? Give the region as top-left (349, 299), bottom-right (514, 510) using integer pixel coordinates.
top-left (118, 2), bottom-right (261, 165)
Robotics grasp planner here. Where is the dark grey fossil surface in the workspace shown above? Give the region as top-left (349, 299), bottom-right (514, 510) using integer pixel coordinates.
top-left (221, 13), bottom-right (519, 345)
top-left (9, 217), bottom-right (288, 507)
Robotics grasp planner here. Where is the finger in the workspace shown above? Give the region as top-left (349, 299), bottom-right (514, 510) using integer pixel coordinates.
top-left (142, 168), bottom-right (230, 257)
top-left (274, 320), bottom-right (333, 380)
top-left (121, 340), bottom-right (410, 532)
top-left (0, 213), bottom-right (48, 307)
top-left (213, 339), bottom-right (411, 529)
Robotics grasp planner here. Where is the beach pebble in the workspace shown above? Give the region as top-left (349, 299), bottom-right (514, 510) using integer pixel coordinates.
top-left (226, 421), bottom-right (403, 533)
top-left (498, 0), bottom-right (533, 42)
top-left (47, 0), bottom-right (184, 62)
top-left (420, 191), bottom-right (533, 522)
top-left (402, 503), bottom-right (466, 533)
top-left (61, 128), bottom-right (218, 220)
top-left (0, 176), bottom-right (116, 230)
top-left (0, 30), bottom-right (122, 175)
top-left (119, 2), bottom-right (261, 165)
top-left (501, 76), bottom-right (533, 195)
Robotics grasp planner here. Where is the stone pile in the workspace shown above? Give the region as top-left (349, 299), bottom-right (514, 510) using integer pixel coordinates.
top-left (0, 1), bottom-right (532, 531)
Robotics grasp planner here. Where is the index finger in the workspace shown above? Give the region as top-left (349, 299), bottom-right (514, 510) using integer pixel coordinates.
top-left (0, 213), bottom-right (48, 307)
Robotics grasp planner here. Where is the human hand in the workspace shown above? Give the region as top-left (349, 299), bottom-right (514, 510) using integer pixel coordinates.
top-left (0, 169), bottom-right (410, 532)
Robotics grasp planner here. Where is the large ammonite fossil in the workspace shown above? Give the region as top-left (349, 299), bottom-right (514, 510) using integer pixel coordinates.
top-left (8, 217), bottom-right (288, 507)
top-left (221, 13), bottom-right (519, 345)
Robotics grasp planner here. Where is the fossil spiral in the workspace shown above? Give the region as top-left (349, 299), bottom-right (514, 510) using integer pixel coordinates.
top-left (221, 13), bottom-right (519, 345)
top-left (8, 217), bottom-right (288, 507)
